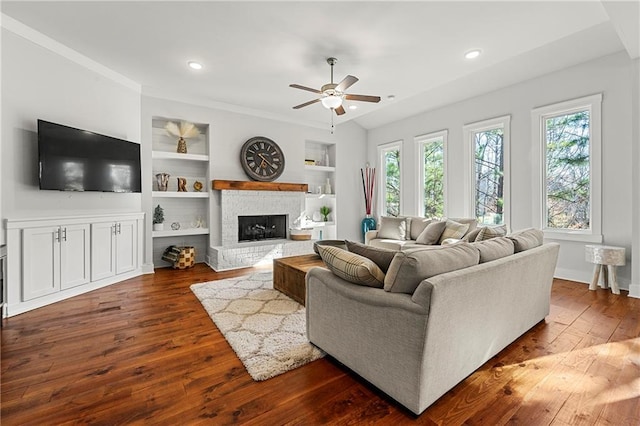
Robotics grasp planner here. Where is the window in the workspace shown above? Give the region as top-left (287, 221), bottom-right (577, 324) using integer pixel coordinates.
top-left (463, 116), bottom-right (511, 226)
top-left (415, 130), bottom-right (447, 218)
top-left (532, 94), bottom-right (602, 242)
top-left (378, 141), bottom-right (402, 217)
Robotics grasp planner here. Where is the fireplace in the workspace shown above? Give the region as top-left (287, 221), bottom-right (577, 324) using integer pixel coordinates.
top-left (238, 214), bottom-right (287, 242)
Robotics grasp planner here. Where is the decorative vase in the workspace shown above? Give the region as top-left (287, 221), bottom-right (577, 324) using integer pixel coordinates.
top-left (153, 223), bottom-right (164, 231)
top-left (361, 214), bottom-right (376, 242)
top-left (177, 137), bottom-right (187, 154)
top-left (156, 173), bottom-right (170, 191)
top-left (324, 178), bottom-right (332, 195)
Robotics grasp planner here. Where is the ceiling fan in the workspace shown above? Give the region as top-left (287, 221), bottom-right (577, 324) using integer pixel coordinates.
top-left (290, 57), bottom-right (381, 116)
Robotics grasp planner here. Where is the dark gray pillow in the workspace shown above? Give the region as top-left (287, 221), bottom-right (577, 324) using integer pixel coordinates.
top-left (345, 240), bottom-right (397, 273)
top-left (462, 228), bottom-right (482, 242)
top-left (415, 220), bottom-right (446, 245)
top-left (471, 237), bottom-right (514, 263)
top-left (507, 228), bottom-right (543, 252)
top-left (384, 243), bottom-right (480, 294)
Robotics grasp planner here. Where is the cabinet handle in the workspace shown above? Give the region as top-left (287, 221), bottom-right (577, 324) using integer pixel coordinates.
top-left (62, 228), bottom-right (67, 242)
top-left (112, 224), bottom-right (117, 235)
top-left (117, 223), bottom-right (122, 234)
top-left (55, 228), bottom-right (61, 242)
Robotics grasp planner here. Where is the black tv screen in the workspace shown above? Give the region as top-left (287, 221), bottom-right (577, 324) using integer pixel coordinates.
top-left (38, 120), bottom-right (142, 193)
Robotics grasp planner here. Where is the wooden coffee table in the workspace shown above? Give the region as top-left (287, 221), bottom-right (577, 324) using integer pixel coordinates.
top-left (273, 254), bottom-right (325, 306)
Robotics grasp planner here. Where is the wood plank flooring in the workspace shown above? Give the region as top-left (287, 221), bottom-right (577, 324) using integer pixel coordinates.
top-left (1, 264), bottom-right (639, 425)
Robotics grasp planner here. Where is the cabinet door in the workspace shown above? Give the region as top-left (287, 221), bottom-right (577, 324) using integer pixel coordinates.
top-left (22, 226), bottom-right (60, 301)
top-left (116, 220), bottom-right (137, 274)
top-left (91, 222), bottom-right (116, 281)
top-left (60, 224), bottom-right (91, 290)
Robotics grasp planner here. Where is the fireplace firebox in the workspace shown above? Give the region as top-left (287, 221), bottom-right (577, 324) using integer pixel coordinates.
top-left (238, 215), bottom-right (287, 242)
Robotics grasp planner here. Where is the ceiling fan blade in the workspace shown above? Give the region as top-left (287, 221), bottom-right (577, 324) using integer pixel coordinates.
top-left (345, 94), bottom-right (381, 103)
top-left (334, 105), bottom-right (346, 116)
top-left (335, 75), bottom-right (358, 92)
top-left (289, 84), bottom-right (322, 94)
top-left (293, 98), bottom-right (320, 109)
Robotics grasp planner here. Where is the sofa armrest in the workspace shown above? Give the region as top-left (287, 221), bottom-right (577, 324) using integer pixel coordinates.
top-left (364, 229), bottom-right (379, 245)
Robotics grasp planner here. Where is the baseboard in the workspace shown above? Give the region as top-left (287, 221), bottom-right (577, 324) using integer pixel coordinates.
top-left (628, 283), bottom-right (640, 299)
top-left (142, 263), bottom-right (155, 274)
top-left (555, 267), bottom-right (630, 291)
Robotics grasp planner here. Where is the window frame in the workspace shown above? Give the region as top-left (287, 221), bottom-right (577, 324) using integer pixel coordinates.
top-left (463, 115), bottom-right (511, 227)
top-left (532, 93), bottom-right (602, 242)
top-left (377, 140), bottom-right (403, 218)
top-left (415, 130), bottom-right (448, 218)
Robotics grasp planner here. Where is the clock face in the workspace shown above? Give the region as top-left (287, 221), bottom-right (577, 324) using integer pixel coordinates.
top-left (240, 136), bottom-right (285, 182)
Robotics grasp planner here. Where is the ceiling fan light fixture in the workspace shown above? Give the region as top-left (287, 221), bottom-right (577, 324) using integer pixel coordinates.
top-left (321, 94), bottom-right (343, 109)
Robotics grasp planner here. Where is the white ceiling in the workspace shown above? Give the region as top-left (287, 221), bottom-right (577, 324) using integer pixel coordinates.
top-left (2, 1), bottom-right (637, 130)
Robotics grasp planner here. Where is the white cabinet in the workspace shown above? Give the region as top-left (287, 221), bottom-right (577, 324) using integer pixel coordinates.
top-left (303, 141), bottom-right (337, 240)
top-left (22, 224), bottom-right (90, 301)
top-left (5, 213), bottom-right (144, 316)
top-left (91, 219), bottom-right (137, 281)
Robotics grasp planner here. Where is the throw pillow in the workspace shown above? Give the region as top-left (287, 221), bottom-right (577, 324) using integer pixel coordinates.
top-left (415, 220), bottom-right (447, 245)
top-left (384, 243), bottom-right (480, 294)
top-left (507, 228), bottom-right (544, 253)
top-left (441, 238), bottom-right (463, 245)
top-left (471, 237), bottom-right (514, 263)
top-left (377, 216), bottom-right (407, 240)
top-left (409, 217), bottom-right (433, 240)
top-left (345, 240), bottom-right (397, 273)
top-left (439, 220), bottom-right (470, 244)
top-left (475, 224), bottom-right (507, 242)
top-left (462, 227), bottom-right (482, 242)
top-left (317, 245), bottom-right (385, 288)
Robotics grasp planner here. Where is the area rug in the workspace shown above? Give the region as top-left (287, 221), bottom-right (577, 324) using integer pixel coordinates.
top-left (190, 271), bottom-right (325, 381)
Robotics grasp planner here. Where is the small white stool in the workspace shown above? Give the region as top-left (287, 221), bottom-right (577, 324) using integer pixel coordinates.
top-left (585, 245), bottom-right (625, 295)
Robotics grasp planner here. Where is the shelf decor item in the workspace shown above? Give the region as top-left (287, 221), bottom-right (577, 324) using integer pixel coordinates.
top-left (177, 177), bottom-right (187, 192)
top-left (193, 180), bottom-right (203, 192)
top-left (165, 121), bottom-right (200, 154)
top-left (324, 178), bottom-right (332, 195)
top-left (319, 205), bottom-right (332, 222)
top-left (155, 173), bottom-right (170, 191)
top-left (360, 166), bottom-right (376, 241)
top-left (153, 205), bottom-right (165, 231)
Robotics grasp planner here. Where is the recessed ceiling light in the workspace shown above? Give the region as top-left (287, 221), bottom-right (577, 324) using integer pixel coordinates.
top-left (464, 49), bottom-right (481, 60)
top-left (187, 61), bottom-right (203, 70)
top-left (387, 95), bottom-right (396, 101)
top-left (349, 105), bottom-right (357, 110)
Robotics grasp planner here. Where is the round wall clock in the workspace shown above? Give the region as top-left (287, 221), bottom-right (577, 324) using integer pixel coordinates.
top-left (240, 136), bottom-right (285, 182)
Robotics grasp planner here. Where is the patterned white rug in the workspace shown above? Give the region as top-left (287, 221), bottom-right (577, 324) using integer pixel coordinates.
top-left (190, 271), bottom-right (325, 381)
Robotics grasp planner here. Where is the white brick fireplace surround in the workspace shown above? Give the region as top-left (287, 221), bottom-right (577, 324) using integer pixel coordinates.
top-left (208, 183), bottom-right (313, 270)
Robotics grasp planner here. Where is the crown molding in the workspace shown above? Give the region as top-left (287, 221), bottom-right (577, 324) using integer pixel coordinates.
top-left (1, 13), bottom-right (141, 93)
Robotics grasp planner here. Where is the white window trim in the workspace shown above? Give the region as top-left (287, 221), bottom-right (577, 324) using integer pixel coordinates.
top-left (531, 93), bottom-right (602, 243)
top-left (463, 115), bottom-right (511, 227)
top-left (415, 130), bottom-right (448, 218)
top-left (377, 140), bottom-right (403, 218)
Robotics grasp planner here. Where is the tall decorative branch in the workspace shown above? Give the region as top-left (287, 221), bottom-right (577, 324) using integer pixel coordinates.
top-left (165, 121), bottom-right (200, 154)
top-left (361, 166), bottom-right (375, 215)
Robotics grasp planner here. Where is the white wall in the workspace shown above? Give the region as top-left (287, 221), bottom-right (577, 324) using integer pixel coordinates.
top-left (1, 28), bottom-right (142, 241)
top-left (367, 51), bottom-right (634, 289)
top-left (141, 96), bottom-right (367, 268)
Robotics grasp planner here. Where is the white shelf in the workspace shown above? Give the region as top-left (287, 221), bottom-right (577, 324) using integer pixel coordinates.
top-left (152, 151), bottom-right (209, 162)
top-left (305, 193), bottom-right (335, 199)
top-left (305, 165), bottom-right (335, 172)
top-left (308, 221), bottom-right (335, 228)
top-left (153, 228), bottom-right (209, 238)
top-left (152, 191), bottom-right (209, 198)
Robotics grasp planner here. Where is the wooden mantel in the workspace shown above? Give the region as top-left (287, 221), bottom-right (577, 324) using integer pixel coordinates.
top-left (211, 180), bottom-right (308, 192)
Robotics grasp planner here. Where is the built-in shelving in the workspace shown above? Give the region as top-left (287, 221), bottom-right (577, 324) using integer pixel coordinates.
top-left (304, 140), bottom-right (337, 240)
top-left (152, 191), bottom-right (209, 198)
top-left (152, 151), bottom-right (209, 162)
top-left (152, 228), bottom-right (209, 238)
top-left (305, 165), bottom-right (336, 173)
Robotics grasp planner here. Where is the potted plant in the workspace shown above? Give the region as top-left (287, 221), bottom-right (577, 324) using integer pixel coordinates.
top-left (319, 205), bottom-right (332, 222)
top-left (153, 204), bottom-right (165, 231)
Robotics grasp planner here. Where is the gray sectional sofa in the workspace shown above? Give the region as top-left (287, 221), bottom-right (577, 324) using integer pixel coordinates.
top-left (306, 229), bottom-right (559, 415)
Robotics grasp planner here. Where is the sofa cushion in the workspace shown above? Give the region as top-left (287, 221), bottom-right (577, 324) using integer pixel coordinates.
top-left (447, 218), bottom-right (478, 235)
top-left (472, 237), bottom-right (514, 263)
top-left (384, 243), bottom-right (480, 294)
top-left (317, 245), bottom-right (385, 288)
top-left (369, 239), bottom-right (414, 250)
top-left (345, 240), bottom-right (397, 273)
top-left (415, 220), bottom-right (446, 245)
top-left (377, 216), bottom-right (408, 240)
top-left (508, 228), bottom-right (544, 252)
top-left (408, 217), bottom-right (433, 240)
top-left (439, 220), bottom-right (470, 244)
top-left (475, 224), bottom-right (508, 241)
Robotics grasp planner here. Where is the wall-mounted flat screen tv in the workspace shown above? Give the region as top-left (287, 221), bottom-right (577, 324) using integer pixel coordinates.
top-left (38, 120), bottom-right (142, 193)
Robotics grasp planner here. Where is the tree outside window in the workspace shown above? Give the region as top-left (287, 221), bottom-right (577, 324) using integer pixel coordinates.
top-left (378, 142), bottom-right (402, 217)
top-left (474, 128), bottom-right (504, 225)
top-left (416, 133), bottom-right (445, 218)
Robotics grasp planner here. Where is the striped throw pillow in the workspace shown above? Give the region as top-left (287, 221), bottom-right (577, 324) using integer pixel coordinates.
top-left (317, 245), bottom-right (385, 288)
top-left (439, 220), bottom-right (470, 244)
top-left (475, 224), bottom-right (508, 241)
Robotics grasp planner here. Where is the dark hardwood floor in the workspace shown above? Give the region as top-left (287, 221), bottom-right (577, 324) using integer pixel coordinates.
top-left (1, 264), bottom-right (639, 425)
